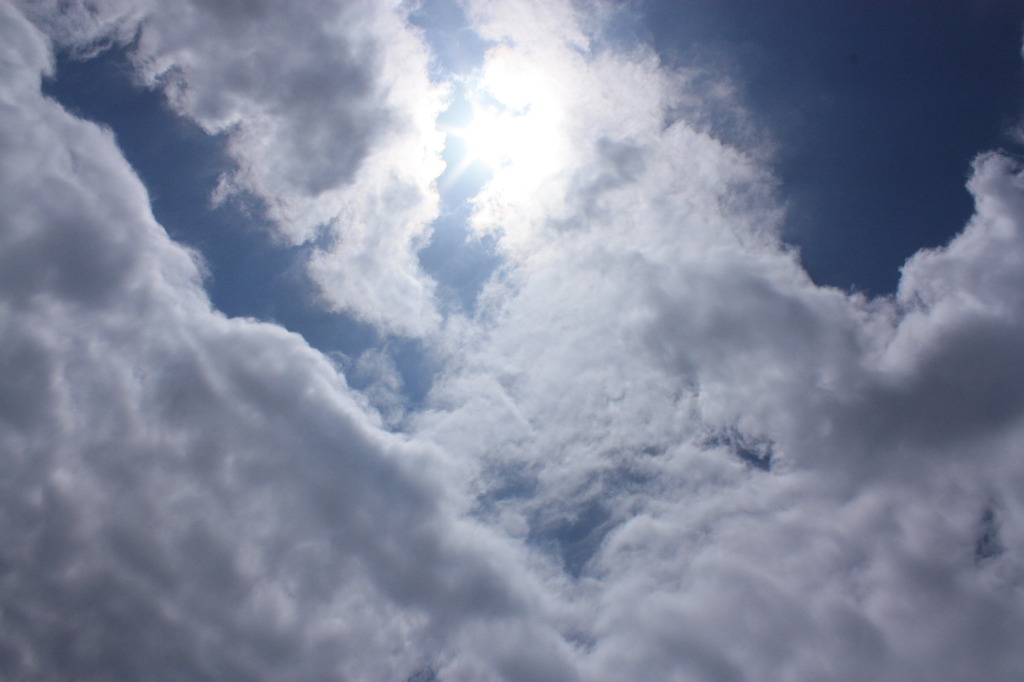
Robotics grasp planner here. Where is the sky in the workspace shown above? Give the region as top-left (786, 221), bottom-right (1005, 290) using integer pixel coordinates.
top-left (3, 0), bottom-right (1024, 680)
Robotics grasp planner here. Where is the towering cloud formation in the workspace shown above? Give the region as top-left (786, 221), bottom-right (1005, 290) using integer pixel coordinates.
top-left (3, 0), bottom-right (1024, 679)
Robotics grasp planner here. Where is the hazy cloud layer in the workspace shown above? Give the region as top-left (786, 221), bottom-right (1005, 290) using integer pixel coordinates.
top-left (4, 0), bottom-right (1024, 680)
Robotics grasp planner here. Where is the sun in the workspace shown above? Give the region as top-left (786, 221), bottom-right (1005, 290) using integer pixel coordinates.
top-left (460, 102), bottom-right (521, 170)
top-left (440, 52), bottom-right (566, 191)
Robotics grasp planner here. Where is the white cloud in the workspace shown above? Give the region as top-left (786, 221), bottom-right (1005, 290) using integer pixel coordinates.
top-left (0, 3), bottom-right (550, 678)
top-left (412, 2), bottom-right (1024, 679)
top-left (5, 0), bottom-right (1024, 679)
top-left (19, 0), bottom-right (446, 336)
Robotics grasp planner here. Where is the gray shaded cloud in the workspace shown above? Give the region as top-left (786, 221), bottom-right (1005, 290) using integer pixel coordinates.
top-left (0, 4), bottom-right (543, 678)
top-left (411, 3), bottom-right (1024, 679)
top-left (18, 0), bottom-right (446, 335)
top-left (5, 0), bottom-right (1024, 679)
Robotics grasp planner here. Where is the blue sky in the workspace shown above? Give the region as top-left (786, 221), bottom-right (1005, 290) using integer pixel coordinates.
top-left (5, 0), bottom-right (1024, 679)
top-left (45, 1), bottom-right (1024, 325)
top-left (642, 0), bottom-right (1024, 294)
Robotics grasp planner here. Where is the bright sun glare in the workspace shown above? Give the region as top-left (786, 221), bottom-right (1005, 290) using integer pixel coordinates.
top-left (442, 55), bottom-right (565, 190)
top-left (461, 103), bottom-right (521, 169)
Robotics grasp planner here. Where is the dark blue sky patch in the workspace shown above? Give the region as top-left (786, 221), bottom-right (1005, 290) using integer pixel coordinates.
top-left (417, 207), bottom-right (502, 316)
top-left (644, 0), bottom-right (1024, 295)
top-left (383, 336), bottom-right (439, 409)
top-left (473, 465), bottom-right (541, 515)
top-left (701, 427), bottom-right (774, 472)
top-left (520, 463), bottom-right (655, 579)
top-left (975, 506), bottom-right (1004, 563)
top-left (528, 499), bottom-right (614, 579)
top-left (405, 666), bottom-right (438, 682)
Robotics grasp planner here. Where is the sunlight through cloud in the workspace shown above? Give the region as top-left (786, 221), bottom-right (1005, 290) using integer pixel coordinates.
top-left (8, 0), bottom-right (1024, 678)
top-left (440, 48), bottom-right (566, 196)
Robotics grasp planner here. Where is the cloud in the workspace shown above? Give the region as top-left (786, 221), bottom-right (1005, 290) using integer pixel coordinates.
top-left (5, 0), bottom-right (1024, 680)
top-left (411, 2), bottom-right (1024, 679)
top-left (19, 0), bottom-right (446, 336)
top-left (0, 4), bottom-right (555, 679)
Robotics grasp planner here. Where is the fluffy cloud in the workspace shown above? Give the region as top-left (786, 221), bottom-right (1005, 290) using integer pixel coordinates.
top-left (412, 2), bottom-right (1024, 679)
top-left (0, 4), bottom-right (551, 679)
top-left (19, 0), bottom-right (445, 335)
top-left (4, 0), bottom-right (1024, 679)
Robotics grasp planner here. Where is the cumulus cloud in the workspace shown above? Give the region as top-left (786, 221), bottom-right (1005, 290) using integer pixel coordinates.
top-left (411, 1), bottom-right (1024, 679)
top-left (0, 4), bottom-right (552, 679)
top-left (19, 0), bottom-right (445, 335)
top-left (4, 0), bottom-right (1024, 679)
